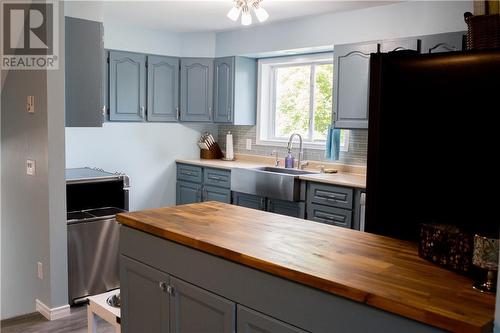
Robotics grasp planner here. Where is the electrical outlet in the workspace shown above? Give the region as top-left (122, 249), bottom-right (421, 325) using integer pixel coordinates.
top-left (27, 96), bottom-right (35, 113)
top-left (246, 139), bottom-right (252, 150)
top-left (37, 262), bottom-right (43, 280)
top-left (26, 159), bottom-right (36, 176)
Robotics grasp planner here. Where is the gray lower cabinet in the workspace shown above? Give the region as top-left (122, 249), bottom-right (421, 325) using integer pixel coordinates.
top-left (176, 164), bottom-right (231, 205)
top-left (333, 41), bottom-right (380, 129)
top-left (65, 17), bottom-right (104, 127)
top-left (176, 181), bottom-right (202, 205)
top-left (307, 182), bottom-right (355, 229)
top-left (121, 254), bottom-right (236, 333)
top-left (204, 185), bottom-right (231, 204)
top-left (120, 255), bottom-right (170, 333)
top-left (232, 192), bottom-right (266, 211)
top-left (267, 199), bottom-right (305, 219)
top-left (237, 306), bottom-right (307, 333)
top-left (214, 57), bottom-right (257, 125)
top-left (147, 55), bottom-right (180, 122)
top-left (170, 277), bottom-right (236, 333)
top-left (109, 51), bottom-right (147, 121)
top-left (180, 58), bottom-right (214, 122)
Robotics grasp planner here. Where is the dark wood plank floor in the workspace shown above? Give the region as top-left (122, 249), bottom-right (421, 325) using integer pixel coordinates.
top-left (1, 305), bottom-right (115, 333)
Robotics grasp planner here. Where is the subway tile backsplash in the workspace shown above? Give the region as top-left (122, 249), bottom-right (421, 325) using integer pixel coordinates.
top-left (218, 125), bottom-right (368, 166)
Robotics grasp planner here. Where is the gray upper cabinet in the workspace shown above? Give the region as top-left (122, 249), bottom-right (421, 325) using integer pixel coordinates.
top-left (170, 277), bottom-right (236, 333)
top-left (180, 58), bottom-right (214, 122)
top-left (237, 306), bottom-right (307, 333)
top-left (380, 37), bottom-right (421, 53)
top-left (333, 41), bottom-right (380, 129)
top-left (109, 51), bottom-right (147, 121)
top-left (420, 31), bottom-right (465, 54)
top-left (147, 55), bottom-right (180, 122)
top-left (214, 57), bottom-right (234, 123)
top-left (214, 57), bottom-right (257, 125)
top-left (120, 255), bottom-right (170, 333)
top-left (65, 17), bottom-right (104, 127)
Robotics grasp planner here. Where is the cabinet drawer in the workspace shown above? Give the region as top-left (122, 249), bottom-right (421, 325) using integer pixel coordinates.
top-left (204, 168), bottom-right (231, 189)
top-left (307, 182), bottom-right (353, 210)
top-left (204, 186), bottom-right (231, 204)
top-left (307, 204), bottom-right (352, 229)
top-left (177, 164), bottom-right (203, 183)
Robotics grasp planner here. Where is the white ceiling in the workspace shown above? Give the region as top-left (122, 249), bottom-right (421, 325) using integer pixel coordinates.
top-left (103, 1), bottom-right (396, 33)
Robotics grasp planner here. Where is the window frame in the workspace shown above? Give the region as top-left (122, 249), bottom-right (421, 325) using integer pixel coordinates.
top-left (256, 53), bottom-right (348, 151)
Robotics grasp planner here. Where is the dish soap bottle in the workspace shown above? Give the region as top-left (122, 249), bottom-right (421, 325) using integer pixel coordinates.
top-left (284, 150), bottom-right (295, 168)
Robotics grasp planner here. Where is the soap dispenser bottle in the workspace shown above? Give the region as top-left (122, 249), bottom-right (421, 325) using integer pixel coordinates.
top-left (284, 150), bottom-right (295, 168)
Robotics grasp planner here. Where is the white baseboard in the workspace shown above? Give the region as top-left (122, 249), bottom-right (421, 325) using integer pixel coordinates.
top-left (35, 299), bottom-right (71, 321)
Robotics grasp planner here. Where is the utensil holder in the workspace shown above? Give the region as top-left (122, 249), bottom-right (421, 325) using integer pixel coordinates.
top-left (200, 142), bottom-right (224, 159)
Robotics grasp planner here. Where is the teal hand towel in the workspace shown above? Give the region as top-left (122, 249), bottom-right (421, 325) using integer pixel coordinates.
top-left (325, 125), bottom-right (341, 161)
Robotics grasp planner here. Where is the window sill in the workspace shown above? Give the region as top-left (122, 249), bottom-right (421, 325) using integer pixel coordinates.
top-left (256, 138), bottom-right (326, 151)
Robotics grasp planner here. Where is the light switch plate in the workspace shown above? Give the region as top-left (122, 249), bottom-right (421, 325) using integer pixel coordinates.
top-left (26, 159), bottom-right (36, 176)
top-left (246, 139), bottom-right (252, 150)
top-left (27, 96), bottom-right (35, 113)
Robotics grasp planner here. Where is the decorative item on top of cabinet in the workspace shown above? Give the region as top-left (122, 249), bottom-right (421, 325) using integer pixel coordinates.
top-left (65, 17), bottom-right (104, 127)
top-left (214, 57), bottom-right (257, 125)
top-left (109, 51), bottom-right (147, 122)
top-left (180, 58), bottom-right (214, 122)
top-left (147, 55), bottom-right (180, 122)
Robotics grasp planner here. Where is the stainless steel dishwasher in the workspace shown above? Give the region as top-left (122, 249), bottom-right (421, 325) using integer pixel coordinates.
top-left (66, 168), bottom-right (129, 304)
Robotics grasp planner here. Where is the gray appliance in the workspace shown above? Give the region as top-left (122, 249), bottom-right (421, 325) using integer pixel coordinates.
top-left (66, 168), bottom-right (129, 304)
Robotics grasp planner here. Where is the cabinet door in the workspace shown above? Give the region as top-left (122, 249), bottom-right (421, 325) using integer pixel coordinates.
top-left (267, 199), bottom-right (305, 219)
top-left (147, 55), bottom-right (180, 122)
top-left (180, 58), bottom-right (214, 122)
top-left (333, 42), bottom-right (379, 129)
top-left (232, 192), bottom-right (266, 211)
top-left (307, 203), bottom-right (352, 229)
top-left (214, 57), bottom-right (235, 123)
top-left (380, 37), bottom-right (421, 53)
top-left (109, 51), bottom-right (147, 121)
top-left (170, 277), bottom-right (235, 333)
top-left (120, 255), bottom-right (169, 333)
top-left (420, 32), bottom-right (465, 54)
top-left (204, 186), bottom-right (231, 204)
top-left (65, 17), bottom-right (104, 127)
top-left (237, 306), bottom-right (307, 333)
top-left (176, 181), bottom-right (202, 205)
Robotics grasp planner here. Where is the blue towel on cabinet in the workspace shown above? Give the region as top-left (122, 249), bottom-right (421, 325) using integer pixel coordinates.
top-left (325, 125), bottom-right (341, 161)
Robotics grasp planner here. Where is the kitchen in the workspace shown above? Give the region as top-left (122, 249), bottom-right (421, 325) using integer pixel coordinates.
top-left (1, 1), bottom-right (499, 332)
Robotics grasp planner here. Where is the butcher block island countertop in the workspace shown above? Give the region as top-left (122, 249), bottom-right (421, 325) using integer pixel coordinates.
top-left (116, 202), bottom-right (495, 333)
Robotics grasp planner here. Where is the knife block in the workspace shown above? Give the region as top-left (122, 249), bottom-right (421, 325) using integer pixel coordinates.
top-left (200, 142), bottom-right (224, 159)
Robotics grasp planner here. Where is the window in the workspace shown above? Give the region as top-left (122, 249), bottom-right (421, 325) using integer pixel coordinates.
top-left (257, 53), bottom-right (348, 151)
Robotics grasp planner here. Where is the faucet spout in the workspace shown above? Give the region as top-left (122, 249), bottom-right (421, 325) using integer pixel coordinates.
top-left (287, 133), bottom-right (304, 170)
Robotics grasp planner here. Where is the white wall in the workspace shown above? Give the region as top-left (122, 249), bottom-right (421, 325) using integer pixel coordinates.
top-left (66, 123), bottom-right (215, 210)
top-left (216, 1), bottom-right (472, 57)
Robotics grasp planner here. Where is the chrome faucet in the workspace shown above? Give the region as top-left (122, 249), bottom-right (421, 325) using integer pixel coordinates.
top-left (287, 133), bottom-right (308, 170)
top-left (271, 150), bottom-right (280, 167)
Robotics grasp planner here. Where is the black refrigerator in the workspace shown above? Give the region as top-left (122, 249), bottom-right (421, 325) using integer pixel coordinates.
top-left (365, 49), bottom-right (500, 241)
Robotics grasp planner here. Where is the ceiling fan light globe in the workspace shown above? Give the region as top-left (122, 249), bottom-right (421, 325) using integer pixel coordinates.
top-left (254, 7), bottom-right (269, 22)
top-left (241, 11), bottom-right (252, 25)
top-left (227, 6), bottom-right (241, 21)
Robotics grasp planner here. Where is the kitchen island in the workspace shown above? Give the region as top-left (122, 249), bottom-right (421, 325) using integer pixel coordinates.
top-left (117, 202), bottom-right (495, 333)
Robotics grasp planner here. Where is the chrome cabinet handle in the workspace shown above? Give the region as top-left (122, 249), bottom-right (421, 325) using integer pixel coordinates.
top-left (316, 211), bottom-right (345, 222)
top-left (176, 107), bottom-right (180, 120)
top-left (208, 107), bottom-right (212, 120)
top-left (102, 105), bottom-right (106, 116)
top-left (159, 282), bottom-right (174, 295)
top-left (140, 106), bottom-right (145, 118)
top-left (260, 198), bottom-right (265, 210)
top-left (227, 107), bottom-right (231, 121)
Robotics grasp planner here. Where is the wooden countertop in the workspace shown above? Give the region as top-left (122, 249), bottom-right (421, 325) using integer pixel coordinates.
top-left (117, 202), bottom-right (495, 333)
top-left (176, 157), bottom-right (366, 189)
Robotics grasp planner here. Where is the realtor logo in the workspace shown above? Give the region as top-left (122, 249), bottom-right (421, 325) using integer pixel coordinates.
top-left (1, 1), bottom-right (59, 70)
